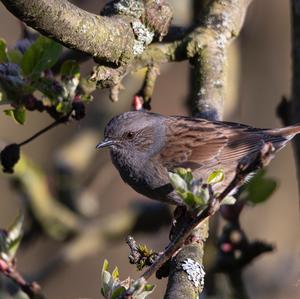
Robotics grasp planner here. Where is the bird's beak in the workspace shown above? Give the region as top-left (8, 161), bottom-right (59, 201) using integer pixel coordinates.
top-left (96, 138), bottom-right (115, 149)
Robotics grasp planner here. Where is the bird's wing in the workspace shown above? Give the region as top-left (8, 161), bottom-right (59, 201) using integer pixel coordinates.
top-left (158, 117), bottom-right (273, 172)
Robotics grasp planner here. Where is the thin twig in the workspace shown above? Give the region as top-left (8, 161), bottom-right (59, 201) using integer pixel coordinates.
top-left (18, 115), bottom-right (70, 147)
top-left (126, 236), bottom-right (159, 270)
top-left (0, 259), bottom-right (45, 299)
top-left (137, 65), bottom-right (160, 110)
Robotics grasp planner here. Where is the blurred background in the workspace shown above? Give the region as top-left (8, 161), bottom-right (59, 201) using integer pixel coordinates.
top-left (0, 0), bottom-right (299, 298)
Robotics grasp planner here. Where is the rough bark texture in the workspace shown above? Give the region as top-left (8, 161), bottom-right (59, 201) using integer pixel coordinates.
top-left (1, 0), bottom-right (172, 66)
top-left (164, 221), bottom-right (209, 299)
top-left (187, 0), bottom-right (252, 119)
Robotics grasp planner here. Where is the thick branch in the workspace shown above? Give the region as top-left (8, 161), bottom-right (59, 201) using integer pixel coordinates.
top-left (1, 0), bottom-right (136, 65)
top-left (1, 0), bottom-right (173, 66)
top-left (277, 0), bottom-right (300, 205)
top-left (91, 0), bottom-right (252, 107)
top-left (164, 222), bottom-right (209, 299)
top-left (187, 0), bottom-right (252, 119)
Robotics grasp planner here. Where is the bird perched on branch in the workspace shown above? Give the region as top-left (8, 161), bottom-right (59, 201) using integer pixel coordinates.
top-left (96, 111), bottom-right (300, 205)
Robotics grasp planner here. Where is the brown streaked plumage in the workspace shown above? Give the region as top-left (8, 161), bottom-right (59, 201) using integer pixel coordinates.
top-left (96, 111), bottom-right (300, 205)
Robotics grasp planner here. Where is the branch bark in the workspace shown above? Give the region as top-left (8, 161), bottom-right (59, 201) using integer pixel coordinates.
top-left (277, 0), bottom-right (300, 206)
top-left (91, 0), bottom-right (252, 102)
top-left (0, 0), bottom-right (171, 66)
top-left (164, 222), bottom-right (209, 299)
top-left (186, 0), bottom-right (252, 119)
top-left (0, 259), bottom-right (45, 299)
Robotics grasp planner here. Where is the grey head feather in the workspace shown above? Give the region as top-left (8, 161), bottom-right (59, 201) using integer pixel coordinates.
top-left (104, 111), bottom-right (165, 140)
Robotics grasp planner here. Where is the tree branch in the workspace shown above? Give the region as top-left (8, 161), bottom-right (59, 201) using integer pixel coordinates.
top-left (91, 0), bottom-right (252, 108)
top-left (277, 0), bottom-right (300, 206)
top-left (186, 0), bottom-right (252, 119)
top-left (0, 0), bottom-right (172, 66)
top-left (164, 222), bottom-right (209, 299)
top-left (1, 0), bottom-right (134, 65)
top-left (0, 259), bottom-right (45, 299)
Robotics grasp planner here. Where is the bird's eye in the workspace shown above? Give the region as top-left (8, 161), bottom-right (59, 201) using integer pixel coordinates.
top-left (126, 131), bottom-right (135, 139)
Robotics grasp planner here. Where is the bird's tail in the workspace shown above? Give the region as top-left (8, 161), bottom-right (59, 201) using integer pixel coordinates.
top-left (266, 124), bottom-right (300, 139)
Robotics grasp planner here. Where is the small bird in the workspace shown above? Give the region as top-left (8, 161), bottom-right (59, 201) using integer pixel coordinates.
top-left (96, 111), bottom-right (300, 205)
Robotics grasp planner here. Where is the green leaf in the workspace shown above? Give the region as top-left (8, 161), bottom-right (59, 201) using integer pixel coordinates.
top-left (4, 106), bottom-right (26, 125)
top-left (133, 283), bottom-right (156, 299)
top-left (4, 109), bottom-right (17, 122)
top-left (179, 190), bottom-right (206, 208)
top-left (176, 168), bottom-right (188, 177)
top-left (101, 259), bottom-right (120, 298)
top-left (138, 244), bottom-right (152, 257)
top-left (207, 169), bottom-right (224, 185)
top-left (143, 284), bottom-right (155, 292)
top-left (112, 286), bottom-right (126, 299)
top-left (7, 49), bottom-right (23, 64)
top-left (0, 39), bottom-right (9, 63)
top-left (21, 36), bottom-right (62, 76)
top-left (180, 191), bottom-right (197, 207)
top-left (176, 167), bottom-right (193, 183)
top-left (60, 60), bottom-right (80, 78)
top-left (242, 170), bottom-right (277, 204)
top-left (0, 211), bottom-right (24, 262)
top-left (168, 172), bottom-right (188, 192)
top-left (112, 266), bottom-right (119, 280)
top-left (102, 259), bottom-right (109, 273)
top-left (32, 77), bottom-right (63, 102)
top-left (13, 106), bottom-right (26, 124)
top-left (79, 77), bottom-right (96, 96)
top-left (55, 101), bottom-right (72, 114)
top-left (81, 93), bottom-right (93, 103)
top-left (6, 211), bottom-right (24, 261)
top-left (101, 270), bottom-right (112, 297)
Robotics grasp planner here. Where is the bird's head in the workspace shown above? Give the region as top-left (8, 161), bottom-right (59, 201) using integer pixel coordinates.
top-left (96, 111), bottom-right (165, 155)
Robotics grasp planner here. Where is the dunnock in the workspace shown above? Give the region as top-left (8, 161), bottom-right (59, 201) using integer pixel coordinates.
top-left (97, 111), bottom-right (300, 205)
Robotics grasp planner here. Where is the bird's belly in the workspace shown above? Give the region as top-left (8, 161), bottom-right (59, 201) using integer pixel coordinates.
top-left (120, 166), bottom-right (174, 201)
top-left (127, 177), bottom-right (183, 205)
top-left (113, 156), bottom-right (182, 205)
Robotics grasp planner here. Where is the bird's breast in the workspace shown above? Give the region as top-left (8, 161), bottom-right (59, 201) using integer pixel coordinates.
top-left (110, 150), bottom-right (176, 202)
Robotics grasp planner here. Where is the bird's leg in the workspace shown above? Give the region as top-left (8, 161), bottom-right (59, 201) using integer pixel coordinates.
top-left (169, 206), bottom-right (188, 241)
